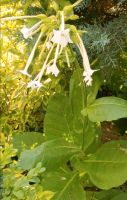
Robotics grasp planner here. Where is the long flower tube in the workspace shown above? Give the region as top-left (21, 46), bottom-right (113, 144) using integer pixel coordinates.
top-left (1, 15), bottom-right (41, 21)
top-left (38, 43), bottom-right (55, 82)
top-left (27, 43), bottom-right (55, 89)
top-left (39, 33), bottom-right (53, 60)
top-left (76, 32), bottom-right (91, 70)
top-left (28, 26), bottom-right (42, 38)
top-left (24, 30), bottom-right (43, 68)
top-left (28, 21), bottom-right (42, 33)
top-left (46, 44), bottom-right (60, 76)
top-left (51, 12), bottom-right (72, 47)
top-left (76, 32), bottom-right (98, 86)
top-left (18, 30), bottom-right (44, 77)
top-left (44, 44), bottom-right (63, 67)
top-left (65, 49), bottom-right (71, 68)
top-left (21, 21), bottom-right (42, 39)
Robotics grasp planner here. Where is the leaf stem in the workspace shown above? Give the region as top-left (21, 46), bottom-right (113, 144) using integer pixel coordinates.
top-left (69, 46), bottom-right (88, 151)
top-left (81, 77), bottom-right (88, 151)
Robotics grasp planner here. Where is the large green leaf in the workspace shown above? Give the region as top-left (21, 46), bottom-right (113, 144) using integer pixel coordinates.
top-left (111, 193), bottom-right (127, 200)
top-left (83, 140), bottom-right (127, 189)
top-left (42, 172), bottom-right (86, 200)
top-left (13, 132), bottom-right (44, 153)
top-left (44, 69), bottom-right (99, 148)
top-left (82, 97), bottom-right (127, 122)
top-left (81, 121), bottom-right (100, 152)
top-left (44, 94), bottom-right (74, 140)
top-left (44, 68), bottom-right (85, 141)
top-left (19, 138), bottom-right (80, 170)
top-left (86, 189), bottom-right (127, 200)
top-left (45, 69), bottom-right (85, 142)
top-left (86, 189), bottom-right (123, 200)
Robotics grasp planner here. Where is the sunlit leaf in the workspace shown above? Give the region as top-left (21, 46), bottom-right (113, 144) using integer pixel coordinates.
top-left (83, 140), bottom-right (127, 189)
top-left (82, 97), bottom-right (127, 122)
top-left (19, 138), bottom-right (80, 170)
top-left (13, 132), bottom-right (44, 153)
top-left (42, 172), bottom-right (86, 200)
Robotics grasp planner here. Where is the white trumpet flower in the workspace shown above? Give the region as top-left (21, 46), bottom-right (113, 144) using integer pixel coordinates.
top-left (21, 21), bottom-right (42, 39)
top-left (21, 26), bottom-right (30, 39)
top-left (46, 41), bottom-right (52, 49)
top-left (46, 63), bottom-right (59, 77)
top-left (51, 29), bottom-right (72, 47)
top-left (51, 11), bottom-right (72, 47)
top-left (27, 80), bottom-right (42, 89)
top-left (46, 43), bottom-right (60, 77)
top-left (76, 32), bottom-right (99, 86)
top-left (83, 69), bottom-right (97, 86)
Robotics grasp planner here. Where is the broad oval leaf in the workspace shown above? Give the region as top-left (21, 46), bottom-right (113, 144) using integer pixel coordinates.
top-left (13, 132), bottom-right (44, 153)
top-left (83, 140), bottom-right (127, 189)
top-left (19, 138), bottom-right (80, 170)
top-left (111, 193), bottom-right (127, 200)
top-left (44, 94), bottom-right (73, 140)
top-left (82, 97), bottom-right (127, 122)
top-left (93, 189), bottom-right (124, 200)
top-left (42, 172), bottom-right (86, 200)
top-left (44, 70), bottom-right (100, 148)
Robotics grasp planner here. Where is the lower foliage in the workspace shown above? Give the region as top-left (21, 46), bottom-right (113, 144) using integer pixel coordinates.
top-left (1, 69), bottom-right (127, 199)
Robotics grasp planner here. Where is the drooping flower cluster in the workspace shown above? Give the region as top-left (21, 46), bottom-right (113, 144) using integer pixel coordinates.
top-left (22, 11), bottom-right (73, 89)
top-left (2, 7), bottom-right (98, 89)
top-left (46, 12), bottom-right (72, 77)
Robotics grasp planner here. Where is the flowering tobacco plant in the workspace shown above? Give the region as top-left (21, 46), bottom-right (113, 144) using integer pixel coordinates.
top-left (1, 0), bottom-right (98, 89)
top-left (1, 1), bottom-right (127, 200)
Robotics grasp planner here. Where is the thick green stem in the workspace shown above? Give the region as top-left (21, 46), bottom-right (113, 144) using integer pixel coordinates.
top-left (69, 46), bottom-right (88, 151)
top-left (82, 84), bottom-right (89, 151)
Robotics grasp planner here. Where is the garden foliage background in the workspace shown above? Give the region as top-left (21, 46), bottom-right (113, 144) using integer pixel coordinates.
top-left (0, 0), bottom-right (127, 199)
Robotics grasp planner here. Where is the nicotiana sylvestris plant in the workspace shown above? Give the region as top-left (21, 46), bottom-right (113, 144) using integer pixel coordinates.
top-left (2, 0), bottom-right (97, 89)
top-left (2, 1), bottom-right (127, 199)
top-left (12, 68), bottom-right (127, 199)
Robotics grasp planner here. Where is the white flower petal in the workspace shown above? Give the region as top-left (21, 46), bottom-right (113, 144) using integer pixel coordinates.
top-left (51, 30), bottom-right (61, 44)
top-left (51, 29), bottom-right (72, 47)
top-left (21, 26), bottom-right (30, 39)
top-left (17, 69), bottom-right (31, 77)
top-left (83, 69), bottom-right (98, 86)
top-left (84, 76), bottom-right (92, 86)
top-left (46, 64), bottom-right (59, 77)
top-left (63, 29), bottom-right (72, 43)
top-left (27, 80), bottom-right (42, 89)
top-left (46, 41), bottom-right (52, 49)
